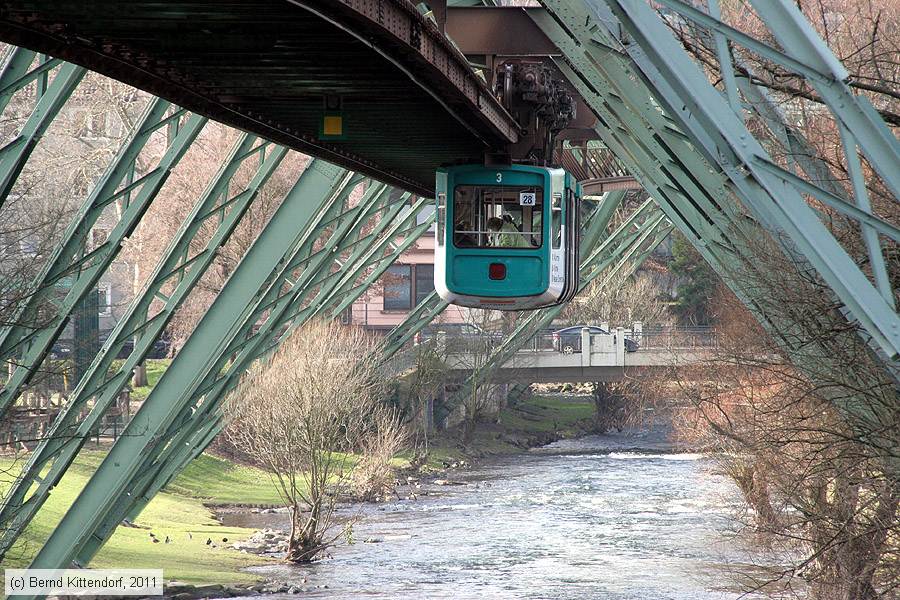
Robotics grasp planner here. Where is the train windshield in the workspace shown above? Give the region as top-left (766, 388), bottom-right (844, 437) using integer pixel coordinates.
top-left (452, 184), bottom-right (543, 249)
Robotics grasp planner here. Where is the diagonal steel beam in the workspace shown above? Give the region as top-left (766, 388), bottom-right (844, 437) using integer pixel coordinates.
top-left (0, 47), bottom-right (38, 113)
top-left (73, 193), bottom-right (435, 565)
top-left (0, 61), bottom-right (85, 211)
top-left (0, 103), bottom-right (206, 416)
top-left (0, 135), bottom-right (286, 557)
top-left (23, 160), bottom-right (352, 575)
top-left (590, 0), bottom-right (900, 361)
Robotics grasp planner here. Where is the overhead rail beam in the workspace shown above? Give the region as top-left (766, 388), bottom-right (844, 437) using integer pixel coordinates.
top-left (0, 1), bottom-right (519, 196)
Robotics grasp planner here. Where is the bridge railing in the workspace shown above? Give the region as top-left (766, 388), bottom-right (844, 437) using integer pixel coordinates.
top-left (431, 325), bottom-right (719, 354)
top-left (631, 327), bottom-right (718, 350)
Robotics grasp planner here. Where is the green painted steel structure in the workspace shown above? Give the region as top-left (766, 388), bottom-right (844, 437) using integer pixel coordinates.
top-left (0, 0), bottom-right (895, 577)
top-left (0, 99), bottom-right (206, 415)
top-left (0, 132), bottom-right (288, 556)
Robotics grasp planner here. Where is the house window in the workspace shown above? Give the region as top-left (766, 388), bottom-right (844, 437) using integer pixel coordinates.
top-left (98, 283), bottom-right (113, 317)
top-left (383, 265), bottom-right (412, 311)
top-left (415, 264), bottom-right (434, 305)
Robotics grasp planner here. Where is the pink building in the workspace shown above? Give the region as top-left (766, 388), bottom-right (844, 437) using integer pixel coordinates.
top-left (348, 214), bottom-right (469, 332)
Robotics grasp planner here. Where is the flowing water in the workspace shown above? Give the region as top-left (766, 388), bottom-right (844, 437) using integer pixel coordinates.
top-left (224, 432), bottom-right (766, 599)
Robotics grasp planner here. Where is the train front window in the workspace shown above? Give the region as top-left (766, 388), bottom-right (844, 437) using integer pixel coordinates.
top-left (453, 184), bottom-right (543, 249)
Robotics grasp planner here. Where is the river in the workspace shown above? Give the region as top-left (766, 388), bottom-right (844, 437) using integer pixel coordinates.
top-left (223, 431), bottom-right (766, 599)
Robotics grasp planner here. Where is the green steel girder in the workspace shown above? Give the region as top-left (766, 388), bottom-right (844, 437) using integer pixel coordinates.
top-left (73, 196), bottom-right (435, 565)
top-left (530, 2), bottom-right (898, 447)
top-left (379, 291), bottom-right (450, 363)
top-left (245, 211), bottom-right (435, 368)
top-left (280, 183), bottom-right (396, 275)
top-left (24, 159), bottom-right (352, 575)
top-left (0, 60), bottom-right (85, 211)
top-left (527, 5), bottom-right (877, 370)
top-left (0, 48), bottom-right (63, 114)
top-left (0, 102), bottom-right (206, 416)
top-left (0, 134), bottom-right (287, 558)
top-left (300, 199), bottom-right (433, 321)
top-left (582, 0), bottom-right (900, 362)
top-left (323, 221), bottom-right (436, 321)
top-left (652, 0), bottom-right (900, 200)
top-left (0, 47), bottom-right (36, 111)
top-left (67, 171), bottom-right (410, 565)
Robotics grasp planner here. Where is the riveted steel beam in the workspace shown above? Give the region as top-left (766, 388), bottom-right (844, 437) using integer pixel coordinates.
top-left (23, 160), bottom-right (352, 575)
top-left (0, 47), bottom-right (41, 113)
top-left (73, 193), bottom-right (435, 565)
top-left (528, 1), bottom-right (900, 372)
top-left (589, 0), bottom-right (900, 360)
top-left (66, 169), bottom-right (411, 566)
top-left (0, 134), bottom-right (286, 558)
top-left (0, 103), bottom-right (206, 417)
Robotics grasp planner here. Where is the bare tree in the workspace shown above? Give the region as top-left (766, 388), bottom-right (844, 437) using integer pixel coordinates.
top-left (670, 243), bottom-right (898, 599)
top-left (562, 270), bottom-right (672, 328)
top-left (224, 320), bottom-right (401, 563)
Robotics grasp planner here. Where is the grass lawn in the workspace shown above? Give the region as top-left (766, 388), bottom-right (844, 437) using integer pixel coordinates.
top-left (0, 388), bottom-right (592, 585)
top-left (0, 449), bottom-right (280, 585)
top-left (502, 394), bottom-right (595, 434)
top-left (167, 454), bottom-right (287, 506)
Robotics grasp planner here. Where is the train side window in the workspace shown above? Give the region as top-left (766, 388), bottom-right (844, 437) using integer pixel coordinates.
top-left (551, 193), bottom-right (562, 249)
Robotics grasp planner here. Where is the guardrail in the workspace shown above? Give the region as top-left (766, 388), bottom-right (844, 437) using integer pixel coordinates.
top-left (633, 327), bottom-right (718, 349)
top-left (418, 325), bottom-right (718, 354)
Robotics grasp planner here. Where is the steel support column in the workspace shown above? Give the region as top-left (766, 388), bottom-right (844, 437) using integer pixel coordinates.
top-left (0, 134), bottom-right (286, 557)
top-left (0, 102), bottom-right (205, 416)
top-left (73, 191), bottom-right (433, 565)
top-left (67, 169), bottom-right (397, 565)
top-left (589, 0), bottom-right (900, 360)
top-left (0, 60), bottom-right (84, 210)
top-left (24, 160), bottom-right (351, 575)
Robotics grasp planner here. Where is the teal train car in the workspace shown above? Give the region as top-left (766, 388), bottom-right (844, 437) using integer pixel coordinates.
top-left (434, 164), bottom-right (581, 310)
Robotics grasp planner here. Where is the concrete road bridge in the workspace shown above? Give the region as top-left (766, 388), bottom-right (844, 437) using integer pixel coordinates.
top-left (0, 0), bottom-right (896, 579)
top-left (441, 327), bottom-right (716, 383)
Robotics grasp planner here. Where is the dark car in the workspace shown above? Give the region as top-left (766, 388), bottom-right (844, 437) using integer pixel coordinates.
top-left (98, 331), bottom-right (171, 360)
top-left (551, 325), bottom-right (639, 353)
top-left (49, 340), bottom-right (73, 360)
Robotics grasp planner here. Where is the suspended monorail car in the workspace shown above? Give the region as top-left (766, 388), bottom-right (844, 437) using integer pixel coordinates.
top-left (434, 164), bottom-right (582, 310)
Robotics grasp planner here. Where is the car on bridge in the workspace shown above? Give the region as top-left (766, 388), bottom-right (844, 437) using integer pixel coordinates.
top-left (551, 325), bottom-right (639, 354)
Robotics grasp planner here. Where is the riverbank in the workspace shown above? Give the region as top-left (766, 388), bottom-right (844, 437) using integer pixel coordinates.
top-left (0, 451), bottom-right (283, 586)
top-left (409, 391), bottom-right (598, 469)
top-left (0, 393), bottom-right (598, 593)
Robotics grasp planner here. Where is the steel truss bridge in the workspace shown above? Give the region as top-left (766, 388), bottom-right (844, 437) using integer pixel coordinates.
top-left (0, 0), bottom-right (896, 581)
